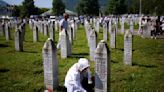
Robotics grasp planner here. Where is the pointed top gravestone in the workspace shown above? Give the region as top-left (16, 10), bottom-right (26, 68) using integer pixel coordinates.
top-left (124, 30), bottom-right (132, 65)
top-left (33, 24), bottom-right (39, 42)
top-left (49, 23), bottom-right (55, 41)
top-left (42, 38), bottom-right (58, 91)
top-left (95, 40), bottom-right (110, 92)
top-left (89, 29), bottom-right (97, 61)
top-left (60, 29), bottom-right (72, 58)
top-left (110, 25), bottom-right (116, 49)
top-left (103, 22), bottom-right (108, 41)
top-left (15, 28), bottom-right (23, 52)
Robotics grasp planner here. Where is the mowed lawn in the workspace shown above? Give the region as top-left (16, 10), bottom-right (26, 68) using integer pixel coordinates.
top-left (0, 24), bottom-right (164, 92)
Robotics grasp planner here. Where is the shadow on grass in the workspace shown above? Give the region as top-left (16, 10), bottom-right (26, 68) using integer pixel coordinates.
top-left (23, 50), bottom-right (38, 53)
top-left (0, 68), bottom-right (10, 73)
top-left (115, 48), bottom-right (136, 52)
top-left (133, 63), bottom-right (158, 68)
top-left (0, 44), bottom-right (8, 47)
top-left (68, 53), bottom-right (89, 58)
top-left (115, 48), bottom-right (124, 51)
top-left (57, 86), bottom-right (67, 92)
top-left (111, 60), bottom-right (119, 63)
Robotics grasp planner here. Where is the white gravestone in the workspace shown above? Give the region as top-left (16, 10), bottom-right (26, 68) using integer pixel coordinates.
top-left (5, 23), bottom-right (11, 42)
top-left (67, 24), bottom-right (73, 44)
top-left (49, 23), bottom-right (55, 41)
top-left (15, 28), bottom-right (23, 51)
top-left (110, 25), bottom-right (116, 48)
top-left (142, 22), bottom-right (151, 38)
top-left (0, 23), bottom-right (5, 36)
top-left (95, 40), bottom-right (110, 92)
top-left (130, 19), bottom-right (134, 34)
top-left (89, 29), bottom-right (97, 61)
top-left (44, 23), bottom-right (49, 36)
top-left (108, 19), bottom-right (112, 34)
top-left (71, 22), bottom-right (76, 39)
top-left (121, 18), bottom-right (125, 34)
top-left (60, 30), bottom-right (71, 58)
top-left (103, 22), bottom-right (108, 41)
top-left (20, 23), bottom-right (26, 41)
top-left (95, 19), bottom-right (100, 33)
top-left (33, 25), bottom-right (39, 42)
top-left (42, 38), bottom-right (58, 91)
top-left (124, 30), bottom-right (132, 65)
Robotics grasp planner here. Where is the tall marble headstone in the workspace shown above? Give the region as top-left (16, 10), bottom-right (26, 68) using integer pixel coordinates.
top-left (103, 22), bottom-right (108, 41)
top-left (121, 18), bottom-right (125, 34)
top-left (142, 22), bottom-right (151, 38)
top-left (33, 25), bottom-right (39, 42)
top-left (5, 23), bottom-right (11, 42)
top-left (42, 38), bottom-right (58, 91)
top-left (60, 30), bottom-right (71, 58)
top-left (67, 24), bottom-right (73, 44)
top-left (71, 22), bottom-right (76, 39)
top-left (20, 23), bottom-right (26, 41)
top-left (0, 23), bottom-right (5, 36)
top-left (110, 25), bottom-right (116, 48)
top-left (95, 19), bottom-right (100, 33)
top-left (41, 22), bottom-right (44, 33)
top-left (49, 23), bottom-right (55, 41)
top-left (124, 30), bottom-right (132, 65)
top-left (95, 40), bottom-right (110, 92)
top-left (130, 19), bottom-right (134, 34)
top-left (108, 20), bottom-right (112, 34)
top-left (44, 23), bottom-right (49, 36)
top-left (15, 28), bottom-right (23, 51)
top-left (89, 29), bottom-right (97, 61)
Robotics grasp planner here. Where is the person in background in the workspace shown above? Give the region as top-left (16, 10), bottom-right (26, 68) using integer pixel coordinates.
top-left (64, 58), bottom-right (94, 92)
top-left (57, 13), bottom-right (69, 49)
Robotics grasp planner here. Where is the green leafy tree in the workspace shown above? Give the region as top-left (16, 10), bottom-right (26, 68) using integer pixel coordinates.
top-left (127, 0), bottom-right (139, 14)
top-left (154, 0), bottom-right (164, 15)
top-left (76, 0), bottom-right (99, 16)
top-left (12, 5), bottom-right (21, 17)
top-left (125, 0), bottom-right (164, 15)
top-left (21, 0), bottom-right (37, 17)
top-left (52, 0), bottom-right (65, 16)
top-left (105, 0), bottom-right (127, 15)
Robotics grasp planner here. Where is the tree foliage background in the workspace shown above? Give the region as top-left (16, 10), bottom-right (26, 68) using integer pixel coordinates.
top-left (21, 0), bottom-right (38, 17)
top-left (11, 0), bottom-right (164, 17)
top-left (104, 0), bottom-right (164, 15)
top-left (12, 0), bottom-right (49, 17)
top-left (105, 0), bottom-right (127, 15)
top-left (76, 0), bottom-right (99, 16)
top-left (52, 0), bottom-right (65, 16)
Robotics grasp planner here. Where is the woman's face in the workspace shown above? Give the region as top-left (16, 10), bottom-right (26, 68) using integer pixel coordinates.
top-left (82, 67), bottom-right (89, 73)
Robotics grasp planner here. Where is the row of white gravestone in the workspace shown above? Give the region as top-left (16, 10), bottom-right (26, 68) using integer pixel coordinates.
top-left (88, 19), bottom-right (133, 64)
top-left (42, 38), bottom-right (111, 92)
top-left (42, 31), bottom-right (132, 91)
top-left (32, 21), bottom-right (56, 42)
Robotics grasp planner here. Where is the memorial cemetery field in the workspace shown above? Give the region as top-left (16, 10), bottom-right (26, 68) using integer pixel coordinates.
top-left (0, 25), bottom-right (164, 92)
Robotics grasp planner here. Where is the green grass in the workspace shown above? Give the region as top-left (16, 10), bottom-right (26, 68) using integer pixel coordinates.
top-left (0, 24), bottom-right (164, 92)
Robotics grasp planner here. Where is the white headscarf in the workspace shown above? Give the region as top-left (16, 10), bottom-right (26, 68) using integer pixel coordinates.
top-left (77, 58), bottom-right (90, 72)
